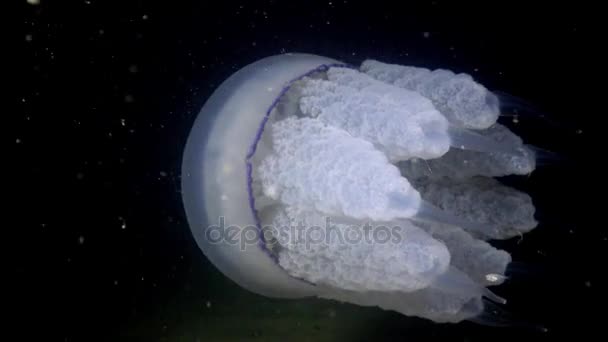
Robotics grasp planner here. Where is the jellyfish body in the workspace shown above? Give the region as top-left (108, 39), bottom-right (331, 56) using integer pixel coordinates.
top-left (181, 53), bottom-right (539, 323)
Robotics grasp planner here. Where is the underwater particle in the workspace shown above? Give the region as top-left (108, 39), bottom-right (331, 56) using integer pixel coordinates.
top-left (27, 0), bottom-right (40, 5)
top-left (78, 236), bottom-right (85, 245)
top-left (181, 53), bottom-right (545, 325)
top-left (485, 273), bottom-right (507, 284)
top-left (124, 94), bottom-right (134, 103)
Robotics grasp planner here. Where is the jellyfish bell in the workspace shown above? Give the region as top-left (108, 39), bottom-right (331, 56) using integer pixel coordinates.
top-left (181, 54), bottom-right (337, 299)
top-left (181, 53), bottom-right (540, 324)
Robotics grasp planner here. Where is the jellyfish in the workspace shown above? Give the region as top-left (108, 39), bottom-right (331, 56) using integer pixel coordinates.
top-left (181, 53), bottom-right (539, 324)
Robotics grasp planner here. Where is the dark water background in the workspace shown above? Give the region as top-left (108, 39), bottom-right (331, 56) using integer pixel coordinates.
top-left (18, 0), bottom-right (603, 341)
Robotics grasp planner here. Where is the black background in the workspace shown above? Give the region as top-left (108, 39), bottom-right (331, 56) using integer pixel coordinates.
top-left (19, 0), bottom-right (603, 341)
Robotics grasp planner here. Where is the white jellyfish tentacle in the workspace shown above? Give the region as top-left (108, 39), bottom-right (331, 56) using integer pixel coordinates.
top-left (360, 59), bottom-right (500, 130)
top-left (399, 123), bottom-right (537, 180)
top-left (294, 67), bottom-right (451, 161)
top-left (257, 116), bottom-right (422, 222)
top-left (411, 176), bottom-right (538, 240)
top-left (269, 205), bottom-right (451, 293)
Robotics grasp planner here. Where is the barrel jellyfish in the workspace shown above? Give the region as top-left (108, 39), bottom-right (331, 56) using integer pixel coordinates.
top-left (181, 53), bottom-right (539, 324)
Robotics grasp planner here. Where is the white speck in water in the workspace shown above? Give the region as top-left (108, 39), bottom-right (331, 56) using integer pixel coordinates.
top-left (585, 281), bottom-right (591, 287)
top-left (423, 32), bottom-right (430, 38)
top-left (118, 216), bottom-right (127, 229)
top-left (124, 94), bottom-right (134, 103)
top-left (205, 301), bottom-right (212, 308)
top-left (78, 236), bottom-right (85, 245)
top-left (128, 65), bottom-right (138, 73)
top-left (252, 41), bottom-right (257, 46)
top-left (25, 34), bottom-right (33, 42)
top-left (142, 14), bottom-right (148, 20)
top-left (76, 172), bottom-right (84, 180)
top-left (485, 273), bottom-right (506, 283)
top-left (16, 138), bottom-right (22, 144)
top-left (120, 118), bottom-right (126, 126)
top-left (576, 129), bottom-right (583, 134)
top-left (27, 0), bottom-right (40, 5)
top-left (114, 280), bottom-right (118, 286)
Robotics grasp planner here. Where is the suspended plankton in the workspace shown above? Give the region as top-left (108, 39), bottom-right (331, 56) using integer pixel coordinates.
top-left (181, 53), bottom-right (539, 324)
